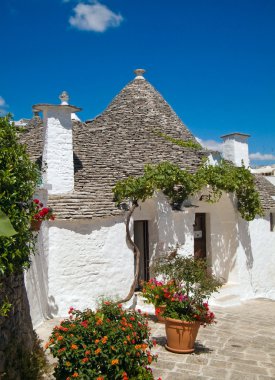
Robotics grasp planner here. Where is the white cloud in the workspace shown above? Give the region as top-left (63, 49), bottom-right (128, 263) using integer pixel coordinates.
top-left (195, 137), bottom-right (223, 152)
top-left (0, 96), bottom-right (8, 114)
top-left (249, 152), bottom-right (275, 161)
top-left (0, 96), bottom-right (6, 107)
top-left (69, 1), bottom-right (123, 32)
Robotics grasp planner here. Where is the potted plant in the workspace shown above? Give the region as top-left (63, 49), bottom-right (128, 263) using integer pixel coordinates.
top-left (163, 292), bottom-right (216, 353)
top-left (153, 252), bottom-right (222, 353)
top-left (31, 199), bottom-right (55, 231)
top-left (141, 279), bottom-right (177, 323)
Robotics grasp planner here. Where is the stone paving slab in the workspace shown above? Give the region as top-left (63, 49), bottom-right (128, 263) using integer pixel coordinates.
top-left (37, 299), bottom-right (275, 379)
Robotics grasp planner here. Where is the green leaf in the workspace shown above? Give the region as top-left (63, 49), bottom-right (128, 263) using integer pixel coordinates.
top-left (0, 209), bottom-right (17, 237)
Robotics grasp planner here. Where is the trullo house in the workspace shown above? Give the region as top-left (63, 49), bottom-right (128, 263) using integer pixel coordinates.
top-left (21, 69), bottom-right (275, 328)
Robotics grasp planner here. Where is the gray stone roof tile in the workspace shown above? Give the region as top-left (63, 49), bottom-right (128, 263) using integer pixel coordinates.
top-left (253, 175), bottom-right (275, 210)
top-left (22, 77), bottom-right (275, 218)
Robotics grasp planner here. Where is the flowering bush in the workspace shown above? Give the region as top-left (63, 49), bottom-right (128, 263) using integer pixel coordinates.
top-left (46, 302), bottom-right (160, 380)
top-left (32, 199), bottom-right (55, 221)
top-left (141, 278), bottom-right (177, 307)
top-left (163, 292), bottom-right (216, 325)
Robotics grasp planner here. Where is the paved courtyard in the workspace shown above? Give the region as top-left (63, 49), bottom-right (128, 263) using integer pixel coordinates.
top-left (37, 299), bottom-right (275, 380)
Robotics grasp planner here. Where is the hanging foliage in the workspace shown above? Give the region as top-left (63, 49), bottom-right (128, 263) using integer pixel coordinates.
top-left (0, 114), bottom-right (40, 275)
top-left (113, 160), bottom-right (263, 221)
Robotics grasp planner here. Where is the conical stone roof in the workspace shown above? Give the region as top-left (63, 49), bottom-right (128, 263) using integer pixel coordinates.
top-left (23, 74), bottom-right (209, 219)
top-left (89, 76), bottom-right (197, 141)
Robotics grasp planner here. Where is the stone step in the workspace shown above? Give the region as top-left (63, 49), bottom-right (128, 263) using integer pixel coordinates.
top-left (125, 292), bottom-right (155, 314)
top-left (209, 283), bottom-right (241, 307)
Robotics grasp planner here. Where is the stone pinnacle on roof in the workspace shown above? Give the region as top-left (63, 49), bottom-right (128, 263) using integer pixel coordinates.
top-left (59, 91), bottom-right (81, 121)
top-left (59, 91), bottom-right (69, 105)
top-left (134, 68), bottom-right (146, 80)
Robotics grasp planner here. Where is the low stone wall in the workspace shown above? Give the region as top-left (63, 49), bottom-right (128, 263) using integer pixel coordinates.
top-left (0, 273), bottom-right (34, 379)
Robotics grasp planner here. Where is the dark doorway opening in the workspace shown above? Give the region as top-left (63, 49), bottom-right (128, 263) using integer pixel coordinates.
top-left (134, 221), bottom-right (149, 289)
top-left (194, 213), bottom-right (206, 259)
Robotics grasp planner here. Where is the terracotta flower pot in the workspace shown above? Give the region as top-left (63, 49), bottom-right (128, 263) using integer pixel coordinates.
top-left (165, 318), bottom-right (200, 353)
top-left (155, 305), bottom-right (166, 323)
top-left (31, 220), bottom-right (42, 231)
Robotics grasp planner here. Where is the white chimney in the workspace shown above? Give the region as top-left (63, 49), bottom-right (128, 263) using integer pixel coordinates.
top-left (33, 92), bottom-right (81, 194)
top-left (220, 132), bottom-right (250, 168)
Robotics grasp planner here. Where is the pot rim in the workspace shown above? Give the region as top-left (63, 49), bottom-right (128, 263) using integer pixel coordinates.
top-left (165, 317), bottom-right (201, 325)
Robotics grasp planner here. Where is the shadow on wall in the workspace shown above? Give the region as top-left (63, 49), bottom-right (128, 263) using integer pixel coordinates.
top-left (209, 195), bottom-right (253, 283)
top-left (151, 193), bottom-right (194, 258)
top-left (201, 195), bottom-right (239, 283)
top-left (51, 216), bottom-right (123, 235)
top-left (237, 217), bottom-right (253, 271)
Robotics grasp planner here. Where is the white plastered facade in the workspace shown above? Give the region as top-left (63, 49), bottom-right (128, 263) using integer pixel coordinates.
top-left (25, 190), bottom-right (275, 328)
top-left (24, 98), bottom-right (275, 328)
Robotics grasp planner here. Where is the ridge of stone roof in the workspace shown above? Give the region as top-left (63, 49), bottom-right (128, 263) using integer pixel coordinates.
top-left (253, 175), bottom-right (275, 210)
top-left (89, 77), bottom-right (198, 141)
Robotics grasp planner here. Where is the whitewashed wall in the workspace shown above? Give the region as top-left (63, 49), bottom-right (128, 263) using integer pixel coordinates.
top-left (24, 223), bottom-right (50, 328)
top-left (237, 214), bottom-right (275, 300)
top-left (25, 192), bottom-right (275, 326)
top-left (46, 217), bottom-right (134, 317)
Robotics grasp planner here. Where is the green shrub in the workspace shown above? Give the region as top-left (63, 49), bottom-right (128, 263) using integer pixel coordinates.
top-left (47, 302), bottom-right (159, 380)
top-left (152, 253), bottom-right (222, 303)
top-left (0, 114), bottom-right (39, 274)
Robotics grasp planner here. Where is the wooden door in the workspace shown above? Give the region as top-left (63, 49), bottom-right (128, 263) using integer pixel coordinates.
top-left (134, 221), bottom-right (149, 288)
top-left (194, 213), bottom-right (206, 259)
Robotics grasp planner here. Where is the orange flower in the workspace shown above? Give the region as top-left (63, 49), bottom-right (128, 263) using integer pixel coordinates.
top-left (85, 350), bottom-right (91, 356)
top-left (95, 339), bottom-right (100, 344)
top-left (72, 373), bottom-right (79, 378)
top-left (58, 347), bottom-right (66, 353)
top-left (111, 359), bottom-right (119, 365)
top-left (101, 336), bottom-right (108, 344)
top-left (96, 318), bottom-right (103, 325)
top-left (57, 336), bottom-right (64, 341)
top-left (96, 377), bottom-right (104, 380)
top-left (95, 348), bottom-right (101, 355)
top-left (65, 361), bottom-right (71, 366)
top-left (71, 344), bottom-right (78, 350)
top-left (82, 357), bottom-right (89, 363)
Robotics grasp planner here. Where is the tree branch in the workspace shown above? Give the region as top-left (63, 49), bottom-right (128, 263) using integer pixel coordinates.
top-left (117, 202), bottom-right (141, 304)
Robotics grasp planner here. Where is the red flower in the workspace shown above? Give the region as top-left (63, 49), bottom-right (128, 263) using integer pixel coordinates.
top-left (80, 320), bottom-right (88, 328)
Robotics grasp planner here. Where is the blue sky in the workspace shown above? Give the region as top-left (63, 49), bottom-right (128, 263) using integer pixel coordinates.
top-left (1, 0), bottom-right (275, 166)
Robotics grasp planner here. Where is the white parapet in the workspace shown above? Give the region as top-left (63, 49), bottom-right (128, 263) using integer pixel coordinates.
top-left (221, 132), bottom-right (250, 168)
top-left (33, 93), bottom-right (81, 194)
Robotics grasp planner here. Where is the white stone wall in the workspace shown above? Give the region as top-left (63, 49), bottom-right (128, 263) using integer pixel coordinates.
top-left (24, 222), bottom-right (50, 328)
top-left (47, 217), bottom-right (134, 317)
top-left (26, 192), bottom-right (275, 325)
top-left (237, 214), bottom-right (275, 300)
top-left (222, 137), bottom-right (249, 167)
top-left (42, 108), bottom-right (74, 194)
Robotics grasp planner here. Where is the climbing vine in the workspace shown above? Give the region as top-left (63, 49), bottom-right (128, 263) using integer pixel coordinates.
top-left (113, 160), bottom-right (263, 221)
top-left (155, 131), bottom-right (202, 150)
